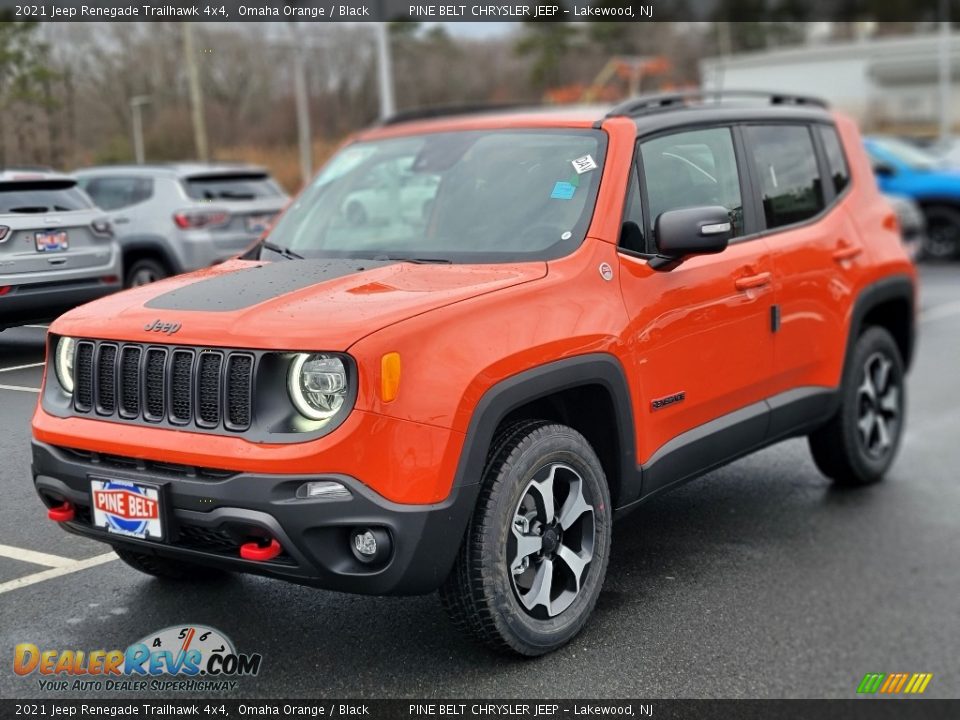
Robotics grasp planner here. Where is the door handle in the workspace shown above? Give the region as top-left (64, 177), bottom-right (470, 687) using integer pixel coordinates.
top-left (832, 244), bottom-right (863, 262)
top-left (734, 272), bottom-right (771, 291)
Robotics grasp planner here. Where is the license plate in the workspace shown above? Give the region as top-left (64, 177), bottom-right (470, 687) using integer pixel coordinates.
top-left (245, 214), bottom-right (274, 234)
top-left (35, 230), bottom-right (69, 252)
top-left (90, 478), bottom-right (163, 541)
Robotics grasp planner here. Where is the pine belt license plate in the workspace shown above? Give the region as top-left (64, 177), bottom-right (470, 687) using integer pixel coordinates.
top-left (245, 213), bottom-right (274, 234)
top-left (90, 478), bottom-right (164, 540)
top-left (35, 230), bottom-right (69, 252)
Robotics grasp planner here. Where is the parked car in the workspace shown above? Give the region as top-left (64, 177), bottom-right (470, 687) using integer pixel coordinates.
top-left (73, 164), bottom-right (289, 287)
top-left (340, 158), bottom-right (439, 226)
top-left (0, 171), bottom-right (121, 331)
top-left (864, 136), bottom-right (960, 260)
top-left (884, 193), bottom-right (926, 261)
top-left (34, 93), bottom-right (916, 656)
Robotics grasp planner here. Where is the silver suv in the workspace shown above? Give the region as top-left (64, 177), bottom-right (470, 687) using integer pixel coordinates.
top-left (0, 171), bottom-right (121, 330)
top-left (74, 164), bottom-right (289, 287)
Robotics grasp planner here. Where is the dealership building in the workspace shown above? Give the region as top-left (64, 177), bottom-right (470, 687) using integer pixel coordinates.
top-left (701, 32), bottom-right (960, 133)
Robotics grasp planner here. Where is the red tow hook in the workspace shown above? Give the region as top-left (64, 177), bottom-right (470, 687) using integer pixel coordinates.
top-left (240, 538), bottom-right (282, 562)
top-left (47, 502), bottom-right (75, 522)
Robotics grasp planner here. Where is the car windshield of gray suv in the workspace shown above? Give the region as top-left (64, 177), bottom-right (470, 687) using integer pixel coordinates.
top-left (259, 129), bottom-right (606, 263)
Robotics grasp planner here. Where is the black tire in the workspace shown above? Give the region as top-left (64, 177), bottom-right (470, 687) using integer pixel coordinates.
top-left (440, 421), bottom-right (612, 656)
top-left (809, 326), bottom-right (906, 486)
top-left (921, 205), bottom-right (960, 261)
top-left (114, 546), bottom-right (229, 582)
top-left (125, 257), bottom-right (168, 288)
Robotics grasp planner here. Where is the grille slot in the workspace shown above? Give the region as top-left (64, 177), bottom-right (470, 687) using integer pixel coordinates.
top-left (225, 354), bottom-right (254, 431)
top-left (118, 346), bottom-right (141, 418)
top-left (70, 341), bottom-right (255, 433)
top-left (74, 342), bottom-right (95, 412)
top-left (95, 344), bottom-right (118, 414)
top-left (144, 348), bottom-right (167, 421)
top-left (170, 350), bottom-right (194, 424)
top-left (196, 352), bottom-right (223, 427)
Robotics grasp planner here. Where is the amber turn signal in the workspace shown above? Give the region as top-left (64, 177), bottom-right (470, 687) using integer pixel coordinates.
top-left (380, 352), bottom-right (401, 402)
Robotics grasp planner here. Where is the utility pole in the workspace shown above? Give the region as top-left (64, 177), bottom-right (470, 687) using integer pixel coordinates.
top-left (939, 0), bottom-right (952, 142)
top-left (182, 22), bottom-right (210, 162)
top-left (290, 22), bottom-right (312, 186)
top-left (130, 95), bottom-right (151, 164)
top-left (374, 22), bottom-right (395, 119)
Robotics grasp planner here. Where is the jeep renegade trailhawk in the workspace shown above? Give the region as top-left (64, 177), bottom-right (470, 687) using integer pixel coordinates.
top-left (32, 92), bottom-right (916, 656)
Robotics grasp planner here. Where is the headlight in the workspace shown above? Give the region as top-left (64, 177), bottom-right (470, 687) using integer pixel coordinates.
top-left (55, 336), bottom-right (76, 394)
top-left (288, 353), bottom-right (349, 421)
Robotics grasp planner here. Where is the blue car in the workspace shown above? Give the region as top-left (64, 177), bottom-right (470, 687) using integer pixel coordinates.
top-left (865, 136), bottom-right (960, 260)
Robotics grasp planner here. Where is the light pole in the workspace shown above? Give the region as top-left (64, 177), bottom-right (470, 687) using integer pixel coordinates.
top-left (939, 0), bottom-right (952, 142)
top-left (375, 22), bottom-right (395, 119)
top-left (129, 95), bottom-right (151, 165)
top-left (290, 22), bottom-right (312, 186)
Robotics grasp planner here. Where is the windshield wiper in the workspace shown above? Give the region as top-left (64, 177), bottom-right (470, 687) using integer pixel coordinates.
top-left (260, 240), bottom-right (304, 260)
top-left (377, 255), bottom-right (452, 264)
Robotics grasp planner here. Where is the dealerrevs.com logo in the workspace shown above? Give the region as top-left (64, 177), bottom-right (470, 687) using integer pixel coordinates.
top-left (14, 625), bottom-right (263, 692)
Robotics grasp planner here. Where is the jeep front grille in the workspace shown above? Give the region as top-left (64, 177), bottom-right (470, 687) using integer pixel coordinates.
top-left (74, 340), bottom-right (255, 432)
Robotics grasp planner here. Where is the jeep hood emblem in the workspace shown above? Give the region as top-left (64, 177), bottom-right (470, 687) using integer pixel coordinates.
top-left (144, 319), bottom-right (182, 335)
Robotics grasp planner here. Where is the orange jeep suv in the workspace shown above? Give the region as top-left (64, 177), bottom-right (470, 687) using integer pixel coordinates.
top-left (32, 92), bottom-right (916, 656)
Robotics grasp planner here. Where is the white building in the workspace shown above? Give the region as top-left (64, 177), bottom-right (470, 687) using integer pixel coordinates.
top-left (701, 33), bottom-right (960, 131)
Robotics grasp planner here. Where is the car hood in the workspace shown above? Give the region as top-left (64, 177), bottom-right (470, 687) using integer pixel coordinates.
top-left (51, 257), bottom-right (547, 350)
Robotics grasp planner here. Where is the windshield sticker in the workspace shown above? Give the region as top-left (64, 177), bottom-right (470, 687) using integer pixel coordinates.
top-left (561, 231), bottom-right (572, 240)
top-left (551, 181), bottom-right (576, 200)
top-left (571, 154), bottom-right (598, 175)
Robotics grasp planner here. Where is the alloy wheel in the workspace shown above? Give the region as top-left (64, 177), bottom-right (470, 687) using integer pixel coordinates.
top-left (509, 462), bottom-right (595, 619)
top-left (857, 351), bottom-right (901, 459)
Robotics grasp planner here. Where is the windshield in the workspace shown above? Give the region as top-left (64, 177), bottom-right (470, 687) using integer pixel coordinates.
top-left (0, 181), bottom-right (93, 214)
top-left (262, 129), bottom-right (606, 263)
top-left (183, 173), bottom-right (283, 201)
top-left (869, 138), bottom-right (941, 171)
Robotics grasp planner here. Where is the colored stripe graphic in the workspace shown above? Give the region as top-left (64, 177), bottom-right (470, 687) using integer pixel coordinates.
top-left (858, 672), bottom-right (932, 694)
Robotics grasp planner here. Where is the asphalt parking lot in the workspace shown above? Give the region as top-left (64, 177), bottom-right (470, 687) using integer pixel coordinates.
top-left (1, 263), bottom-right (959, 700)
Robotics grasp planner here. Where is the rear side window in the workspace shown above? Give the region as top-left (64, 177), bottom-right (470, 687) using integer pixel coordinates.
top-left (745, 125), bottom-right (824, 229)
top-left (818, 125), bottom-right (850, 195)
top-left (182, 174), bottom-right (282, 201)
top-left (0, 181), bottom-right (92, 214)
top-left (639, 127), bottom-right (744, 239)
top-left (83, 177), bottom-right (154, 210)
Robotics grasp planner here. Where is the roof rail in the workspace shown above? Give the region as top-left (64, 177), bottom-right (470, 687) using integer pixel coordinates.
top-left (606, 90), bottom-right (828, 118)
top-left (380, 102), bottom-right (538, 126)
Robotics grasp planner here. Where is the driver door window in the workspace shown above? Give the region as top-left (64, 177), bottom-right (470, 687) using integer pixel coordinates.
top-left (639, 127), bottom-right (744, 247)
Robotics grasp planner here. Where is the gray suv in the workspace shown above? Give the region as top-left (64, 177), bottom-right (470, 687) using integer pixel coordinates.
top-left (0, 171), bottom-right (122, 330)
top-left (74, 164), bottom-right (289, 287)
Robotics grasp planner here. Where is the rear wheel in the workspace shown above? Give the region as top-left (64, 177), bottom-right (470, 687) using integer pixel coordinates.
top-left (125, 257), bottom-right (168, 288)
top-left (440, 421), bottom-right (612, 656)
top-left (809, 326), bottom-right (905, 486)
top-left (921, 205), bottom-right (960, 260)
top-left (114, 546), bottom-right (229, 582)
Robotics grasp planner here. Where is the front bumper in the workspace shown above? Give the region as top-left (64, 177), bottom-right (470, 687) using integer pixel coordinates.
top-left (32, 441), bottom-right (478, 595)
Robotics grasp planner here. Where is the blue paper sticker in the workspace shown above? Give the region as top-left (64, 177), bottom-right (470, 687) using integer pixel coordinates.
top-left (551, 181), bottom-right (576, 200)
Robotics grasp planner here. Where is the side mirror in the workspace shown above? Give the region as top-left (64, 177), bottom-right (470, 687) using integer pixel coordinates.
top-left (873, 162), bottom-right (897, 178)
top-left (649, 206), bottom-right (732, 271)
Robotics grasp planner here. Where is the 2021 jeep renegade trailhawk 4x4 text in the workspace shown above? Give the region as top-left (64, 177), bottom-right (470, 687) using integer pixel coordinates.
top-left (32, 92), bottom-right (916, 656)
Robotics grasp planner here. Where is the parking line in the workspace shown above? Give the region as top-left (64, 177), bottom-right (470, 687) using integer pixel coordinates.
top-left (0, 361), bottom-right (45, 373)
top-left (0, 543), bottom-right (77, 568)
top-left (0, 383), bottom-right (40, 393)
top-left (23, 325), bottom-right (49, 329)
top-left (0, 552), bottom-right (117, 595)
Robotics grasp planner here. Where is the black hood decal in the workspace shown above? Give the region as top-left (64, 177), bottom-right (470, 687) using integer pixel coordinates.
top-left (145, 259), bottom-right (397, 312)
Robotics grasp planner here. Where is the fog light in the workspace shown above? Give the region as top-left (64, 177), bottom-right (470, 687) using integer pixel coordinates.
top-left (349, 527), bottom-right (392, 564)
top-left (296, 481), bottom-right (351, 500)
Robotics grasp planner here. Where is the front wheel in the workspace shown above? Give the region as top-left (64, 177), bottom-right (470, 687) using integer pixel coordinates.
top-left (921, 205), bottom-right (960, 261)
top-left (809, 326), bottom-right (906, 486)
top-left (440, 421), bottom-right (612, 656)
